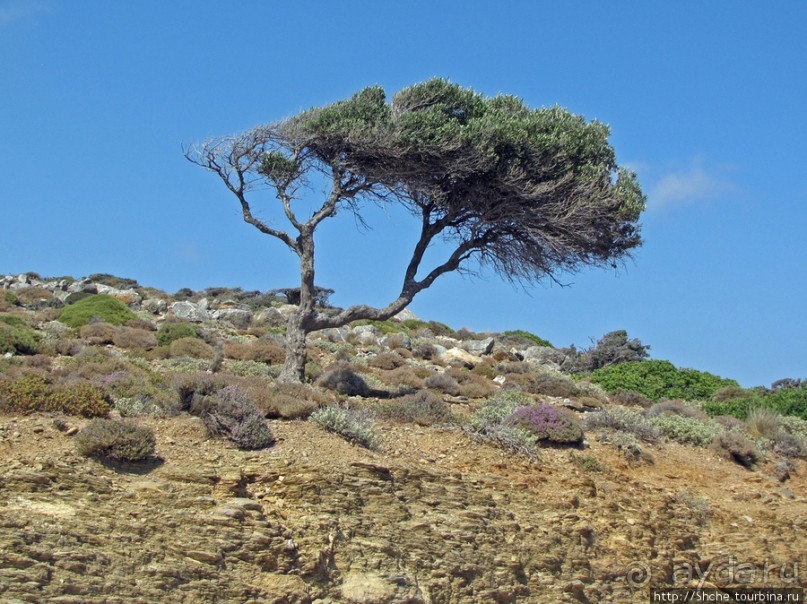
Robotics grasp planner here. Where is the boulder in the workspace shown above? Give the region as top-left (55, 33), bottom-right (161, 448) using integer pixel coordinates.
top-left (212, 308), bottom-right (252, 329)
top-left (253, 307), bottom-right (285, 327)
top-left (522, 346), bottom-right (566, 370)
top-left (461, 337), bottom-right (495, 356)
top-left (169, 301), bottom-right (209, 323)
top-left (395, 308), bottom-right (420, 322)
top-left (439, 347), bottom-right (481, 368)
top-left (142, 298), bottom-right (168, 314)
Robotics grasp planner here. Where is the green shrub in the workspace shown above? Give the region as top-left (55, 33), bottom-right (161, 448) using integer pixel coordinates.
top-left (311, 405), bottom-right (379, 450)
top-left (647, 414), bottom-right (722, 447)
top-left (502, 330), bottom-right (553, 348)
top-left (59, 295), bottom-right (136, 328)
top-left (0, 375), bottom-right (110, 417)
top-left (75, 418), bottom-right (155, 461)
top-left (570, 453), bottom-right (607, 472)
top-left (156, 322), bottom-right (200, 346)
top-left (588, 360), bottom-right (738, 402)
top-left (0, 323), bottom-right (38, 355)
top-left (0, 313), bottom-right (28, 327)
top-left (350, 319), bottom-right (406, 335)
top-left (376, 390), bottom-right (454, 426)
top-left (0, 374), bottom-right (51, 413)
top-left (703, 384), bottom-right (807, 421)
top-left (779, 415), bottom-right (807, 438)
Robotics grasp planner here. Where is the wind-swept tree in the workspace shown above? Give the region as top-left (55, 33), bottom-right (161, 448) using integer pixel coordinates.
top-left (186, 79), bottom-right (645, 384)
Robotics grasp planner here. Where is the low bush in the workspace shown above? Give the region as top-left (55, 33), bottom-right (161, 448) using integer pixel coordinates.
top-left (317, 366), bottom-right (370, 397)
top-left (169, 337), bottom-right (215, 359)
top-left (79, 322), bottom-right (117, 345)
top-left (59, 295), bottom-right (136, 328)
top-left (647, 414), bottom-right (722, 447)
top-left (0, 323), bottom-right (38, 355)
top-left (745, 407), bottom-right (783, 440)
top-left (311, 405), bottom-right (379, 449)
top-left (506, 404), bottom-right (584, 444)
top-left (581, 407), bottom-right (662, 443)
top-left (368, 352), bottom-right (406, 371)
top-left (470, 390), bottom-right (532, 431)
top-left (0, 374), bottom-right (111, 417)
top-left (14, 286), bottom-right (54, 307)
top-left (112, 327), bottom-right (157, 350)
top-left (75, 418), bottom-right (155, 461)
top-left (223, 340), bottom-right (285, 364)
top-left (779, 415), bottom-right (807, 438)
top-left (156, 322), bottom-right (200, 346)
top-left (425, 372), bottom-right (461, 396)
top-left (645, 399), bottom-right (707, 420)
top-left (376, 390), bottom-right (454, 426)
top-left (702, 383), bottom-right (807, 421)
top-left (588, 360), bottom-right (738, 402)
top-left (50, 382), bottom-right (113, 417)
top-left (714, 430), bottom-right (760, 468)
top-left (520, 371), bottom-right (580, 398)
top-left (190, 385), bottom-right (275, 450)
top-left (712, 385), bottom-right (753, 403)
top-left (570, 453), bottom-right (607, 472)
top-left (502, 330), bottom-right (553, 348)
top-left (412, 342), bottom-right (439, 360)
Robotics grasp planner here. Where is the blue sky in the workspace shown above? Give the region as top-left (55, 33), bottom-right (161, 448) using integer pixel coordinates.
top-left (1, 1), bottom-right (805, 387)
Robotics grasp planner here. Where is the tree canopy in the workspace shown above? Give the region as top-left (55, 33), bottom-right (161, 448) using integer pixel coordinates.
top-left (186, 79), bottom-right (645, 382)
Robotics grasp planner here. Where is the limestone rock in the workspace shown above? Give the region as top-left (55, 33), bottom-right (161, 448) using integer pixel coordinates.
top-left (142, 298), bottom-right (168, 314)
top-left (461, 337), bottom-right (495, 356)
top-left (439, 347), bottom-right (481, 368)
top-left (169, 301), bottom-right (209, 322)
top-left (254, 307), bottom-right (286, 327)
top-left (212, 308), bottom-right (253, 329)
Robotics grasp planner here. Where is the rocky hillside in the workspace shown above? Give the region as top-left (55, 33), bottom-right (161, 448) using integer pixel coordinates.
top-left (0, 273), bottom-right (805, 603)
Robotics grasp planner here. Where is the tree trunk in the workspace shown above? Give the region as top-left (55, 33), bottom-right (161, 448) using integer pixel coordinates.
top-left (277, 228), bottom-right (317, 385)
top-left (277, 309), bottom-right (308, 384)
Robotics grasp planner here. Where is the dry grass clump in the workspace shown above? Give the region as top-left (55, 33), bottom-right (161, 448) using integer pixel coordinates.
top-left (368, 352), bottom-right (406, 370)
top-left (310, 404), bottom-right (379, 450)
top-left (646, 399), bottom-right (707, 420)
top-left (14, 286), bottom-right (53, 306)
top-left (713, 430), bottom-right (761, 468)
top-left (425, 372), bottom-right (461, 396)
top-left (112, 327), bottom-right (157, 350)
top-left (79, 322), bottom-right (117, 345)
top-left (370, 365), bottom-right (425, 391)
top-left (169, 337), bottom-right (215, 359)
top-left (255, 382), bottom-right (332, 420)
top-left (223, 340), bottom-right (285, 364)
top-left (610, 390), bottom-right (653, 408)
top-left (445, 367), bottom-right (495, 399)
top-left (75, 418), bottom-right (156, 461)
top-left (376, 390), bottom-right (455, 426)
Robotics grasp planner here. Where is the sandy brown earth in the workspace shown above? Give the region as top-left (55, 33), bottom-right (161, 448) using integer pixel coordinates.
top-left (1, 411), bottom-right (805, 603)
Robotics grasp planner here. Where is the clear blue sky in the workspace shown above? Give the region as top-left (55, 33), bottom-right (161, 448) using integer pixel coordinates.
top-left (1, 1), bottom-right (805, 387)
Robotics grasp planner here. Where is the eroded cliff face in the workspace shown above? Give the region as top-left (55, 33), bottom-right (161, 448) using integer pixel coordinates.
top-left (1, 414), bottom-right (804, 603)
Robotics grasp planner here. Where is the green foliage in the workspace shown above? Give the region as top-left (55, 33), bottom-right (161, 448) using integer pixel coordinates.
top-left (156, 322), bottom-right (200, 346)
top-left (75, 418), bottom-right (156, 461)
top-left (647, 415), bottom-right (723, 447)
top-left (588, 360), bottom-right (738, 402)
top-left (86, 273), bottom-right (140, 290)
top-left (311, 405), bottom-right (379, 450)
top-left (0, 375), bottom-right (110, 417)
top-left (50, 382), bottom-right (113, 417)
top-left (0, 323), bottom-right (38, 355)
top-left (58, 294), bottom-right (136, 328)
top-left (0, 313), bottom-right (28, 327)
top-left (351, 319), bottom-right (407, 334)
top-left (702, 383), bottom-right (807, 421)
top-left (502, 330), bottom-right (553, 348)
top-left (570, 453), bottom-right (607, 473)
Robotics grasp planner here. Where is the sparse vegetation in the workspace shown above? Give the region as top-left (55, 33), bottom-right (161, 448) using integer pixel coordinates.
top-left (376, 390), bottom-right (454, 426)
top-left (311, 404), bottom-right (379, 449)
